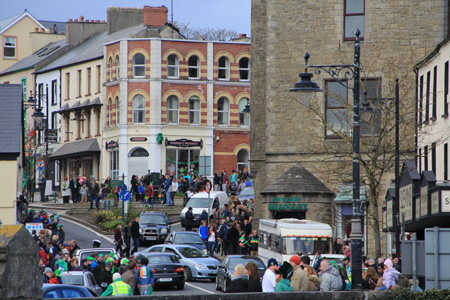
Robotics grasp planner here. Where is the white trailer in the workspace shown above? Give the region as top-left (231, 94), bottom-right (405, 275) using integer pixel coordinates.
top-left (258, 218), bottom-right (333, 264)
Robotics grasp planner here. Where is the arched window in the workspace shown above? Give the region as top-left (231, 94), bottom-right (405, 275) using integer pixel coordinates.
top-left (115, 96), bottom-right (120, 125)
top-left (132, 95), bottom-right (146, 124)
top-left (239, 57), bottom-right (250, 81)
top-left (115, 56), bottom-right (120, 80)
top-left (132, 53), bottom-right (146, 78)
top-left (188, 96), bottom-right (200, 125)
top-left (218, 56), bottom-right (230, 80)
top-left (237, 149), bottom-right (250, 172)
top-left (108, 57), bottom-right (113, 81)
top-left (167, 54), bottom-right (179, 78)
top-left (188, 55), bottom-right (200, 79)
top-left (108, 98), bottom-right (112, 126)
top-left (130, 148), bottom-right (149, 157)
top-left (238, 98), bottom-right (250, 126)
top-left (167, 95), bottom-right (179, 124)
top-left (217, 97), bottom-right (229, 126)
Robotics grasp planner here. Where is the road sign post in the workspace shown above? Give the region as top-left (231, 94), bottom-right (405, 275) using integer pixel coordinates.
top-left (205, 181), bottom-right (212, 227)
top-left (121, 173), bottom-right (125, 221)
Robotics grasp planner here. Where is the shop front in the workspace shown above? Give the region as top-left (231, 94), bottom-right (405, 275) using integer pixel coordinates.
top-left (165, 138), bottom-right (203, 176)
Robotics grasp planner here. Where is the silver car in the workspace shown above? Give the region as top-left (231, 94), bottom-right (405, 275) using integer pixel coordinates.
top-left (59, 270), bottom-right (103, 296)
top-left (133, 244), bottom-right (220, 282)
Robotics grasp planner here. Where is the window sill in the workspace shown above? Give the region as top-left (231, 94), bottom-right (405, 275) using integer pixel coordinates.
top-left (95, 134), bottom-right (101, 137)
top-left (75, 138), bottom-right (82, 140)
top-left (239, 79), bottom-right (250, 82)
top-left (423, 120), bottom-right (429, 125)
top-left (442, 113), bottom-right (449, 119)
top-left (85, 136), bottom-right (92, 139)
top-left (166, 123), bottom-right (179, 126)
top-left (430, 116), bottom-right (437, 121)
top-left (167, 76), bottom-right (179, 80)
top-left (218, 78), bottom-right (230, 81)
top-left (64, 139), bottom-right (69, 142)
top-left (3, 57), bottom-right (18, 60)
top-left (85, 93), bottom-right (91, 97)
top-left (64, 98), bottom-right (70, 101)
top-left (95, 91), bottom-right (101, 95)
top-left (75, 96), bottom-right (82, 99)
top-left (188, 77), bottom-right (201, 80)
top-left (188, 124), bottom-right (200, 126)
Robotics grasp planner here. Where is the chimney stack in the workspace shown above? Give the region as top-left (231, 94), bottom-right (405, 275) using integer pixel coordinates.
top-left (143, 6), bottom-right (168, 27)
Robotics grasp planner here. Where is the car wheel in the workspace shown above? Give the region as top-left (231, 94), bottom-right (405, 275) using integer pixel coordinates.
top-left (210, 277), bottom-right (216, 283)
top-left (184, 267), bottom-right (192, 281)
top-left (177, 283), bottom-right (185, 290)
top-left (223, 278), bottom-right (227, 293)
top-left (215, 277), bottom-right (221, 291)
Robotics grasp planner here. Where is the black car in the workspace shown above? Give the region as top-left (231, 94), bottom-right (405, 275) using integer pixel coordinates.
top-left (135, 252), bottom-right (185, 290)
top-left (43, 284), bottom-right (93, 298)
top-left (139, 211), bottom-right (172, 244)
top-left (215, 255), bottom-right (266, 292)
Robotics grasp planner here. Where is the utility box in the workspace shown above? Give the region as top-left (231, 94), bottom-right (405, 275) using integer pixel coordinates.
top-left (425, 227), bottom-right (450, 290)
top-left (0, 225), bottom-right (42, 299)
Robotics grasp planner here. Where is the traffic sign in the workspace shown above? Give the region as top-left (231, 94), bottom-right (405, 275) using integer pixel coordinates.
top-left (205, 180), bottom-right (212, 193)
top-left (120, 191), bottom-right (130, 201)
top-left (36, 159), bottom-right (45, 168)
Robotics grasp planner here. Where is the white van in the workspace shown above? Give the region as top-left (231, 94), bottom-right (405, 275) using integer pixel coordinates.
top-left (258, 218), bottom-right (333, 264)
top-left (180, 191), bottom-right (229, 227)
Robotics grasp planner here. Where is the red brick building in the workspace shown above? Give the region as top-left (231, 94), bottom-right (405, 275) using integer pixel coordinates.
top-left (102, 6), bottom-right (250, 183)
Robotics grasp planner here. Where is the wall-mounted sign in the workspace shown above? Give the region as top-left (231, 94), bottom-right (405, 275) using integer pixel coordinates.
top-left (165, 138), bottom-right (203, 148)
top-left (130, 137), bottom-right (148, 142)
top-left (267, 197), bottom-right (308, 211)
top-left (399, 184), bottom-right (413, 222)
top-left (441, 190), bottom-right (450, 213)
top-left (106, 140), bottom-right (119, 150)
top-left (420, 186), bottom-right (428, 217)
top-left (432, 191), bottom-right (439, 214)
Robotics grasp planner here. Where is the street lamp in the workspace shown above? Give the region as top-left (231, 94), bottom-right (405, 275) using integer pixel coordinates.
top-left (290, 29), bottom-right (364, 290)
top-left (361, 78), bottom-right (401, 257)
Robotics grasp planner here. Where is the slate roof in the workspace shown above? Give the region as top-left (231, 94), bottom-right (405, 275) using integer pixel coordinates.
top-left (0, 39), bottom-right (67, 75)
top-left (261, 165), bottom-right (334, 195)
top-left (49, 139), bottom-right (100, 160)
top-left (0, 84), bottom-right (22, 156)
top-left (333, 183), bottom-right (367, 203)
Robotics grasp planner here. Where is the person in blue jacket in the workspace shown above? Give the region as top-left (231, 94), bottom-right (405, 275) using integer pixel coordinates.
top-left (136, 257), bottom-right (154, 295)
top-left (164, 175), bottom-right (173, 206)
top-left (199, 220), bottom-right (209, 241)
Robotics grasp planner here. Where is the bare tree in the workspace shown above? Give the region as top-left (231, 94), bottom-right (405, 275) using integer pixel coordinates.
top-left (174, 22), bottom-right (240, 41)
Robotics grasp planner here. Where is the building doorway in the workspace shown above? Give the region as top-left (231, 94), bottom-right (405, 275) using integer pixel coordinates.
top-left (128, 147), bottom-right (149, 179)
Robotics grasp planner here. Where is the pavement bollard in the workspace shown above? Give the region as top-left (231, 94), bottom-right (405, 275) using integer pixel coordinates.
top-left (54, 190), bottom-right (57, 204)
top-left (108, 199), bottom-right (110, 211)
top-left (104, 200), bottom-right (106, 211)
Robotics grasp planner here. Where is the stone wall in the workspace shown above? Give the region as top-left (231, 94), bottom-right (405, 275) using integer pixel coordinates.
top-left (250, 0), bottom-right (448, 257)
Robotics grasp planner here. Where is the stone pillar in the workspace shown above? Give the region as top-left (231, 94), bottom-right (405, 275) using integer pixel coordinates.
top-left (0, 225), bottom-right (42, 299)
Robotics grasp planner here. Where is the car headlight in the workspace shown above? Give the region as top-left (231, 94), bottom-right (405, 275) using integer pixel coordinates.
top-left (160, 228), bottom-right (168, 234)
top-left (139, 228), bottom-right (144, 234)
top-left (202, 249), bottom-right (208, 255)
top-left (193, 263), bottom-right (206, 269)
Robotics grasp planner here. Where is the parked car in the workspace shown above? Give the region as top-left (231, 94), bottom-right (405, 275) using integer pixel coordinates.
top-left (134, 252), bottom-right (185, 290)
top-left (74, 248), bottom-right (117, 266)
top-left (164, 231), bottom-right (207, 253)
top-left (42, 284), bottom-right (93, 298)
top-left (139, 211), bottom-right (172, 244)
top-left (236, 186), bottom-right (254, 203)
top-left (60, 270), bottom-right (103, 296)
top-left (215, 255), bottom-right (266, 292)
top-left (179, 191), bottom-right (229, 227)
top-left (133, 244), bottom-right (220, 282)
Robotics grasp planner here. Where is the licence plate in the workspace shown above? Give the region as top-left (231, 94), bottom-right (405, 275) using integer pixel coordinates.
top-left (159, 278), bottom-right (172, 282)
top-left (210, 271), bottom-right (217, 275)
top-left (145, 236), bottom-right (157, 240)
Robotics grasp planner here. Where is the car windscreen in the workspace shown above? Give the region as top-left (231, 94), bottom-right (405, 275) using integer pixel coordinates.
top-left (282, 236), bottom-right (330, 255)
top-left (228, 258), bottom-right (265, 271)
top-left (176, 246), bottom-right (208, 258)
top-left (174, 234), bottom-right (204, 245)
top-left (147, 255), bottom-right (179, 264)
top-left (61, 274), bottom-right (83, 286)
top-left (80, 250), bottom-right (113, 262)
top-left (185, 197), bottom-right (209, 208)
top-left (240, 187), bottom-right (254, 196)
top-left (140, 214), bottom-right (167, 225)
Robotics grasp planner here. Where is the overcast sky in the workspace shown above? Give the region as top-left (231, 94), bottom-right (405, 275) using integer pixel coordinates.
top-left (1, 0), bottom-right (251, 35)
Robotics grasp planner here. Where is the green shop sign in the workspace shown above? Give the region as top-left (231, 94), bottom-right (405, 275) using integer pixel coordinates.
top-left (268, 197), bottom-right (308, 211)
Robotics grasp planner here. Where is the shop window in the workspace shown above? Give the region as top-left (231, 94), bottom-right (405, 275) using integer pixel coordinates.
top-left (87, 67), bottom-right (91, 95)
top-left (239, 57), bottom-right (250, 81)
top-left (237, 149), bottom-right (250, 172)
top-left (238, 98), bottom-right (250, 126)
top-left (3, 36), bottom-right (16, 58)
top-left (115, 96), bottom-right (120, 125)
top-left (344, 0), bottom-right (365, 40)
top-left (132, 53), bottom-right (146, 78)
top-left (167, 54), bottom-right (179, 78)
top-left (166, 149), bottom-right (200, 176)
top-left (188, 55), bottom-right (200, 79)
top-left (188, 96), bottom-right (200, 125)
top-left (217, 97), bottom-right (229, 126)
top-left (132, 95), bottom-right (146, 124)
top-left (51, 80), bottom-right (57, 105)
top-left (167, 95), bottom-right (179, 124)
top-left (108, 57), bottom-right (113, 81)
top-left (218, 56), bottom-right (230, 80)
top-left (115, 55), bottom-right (120, 80)
top-left (108, 98), bottom-right (112, 126)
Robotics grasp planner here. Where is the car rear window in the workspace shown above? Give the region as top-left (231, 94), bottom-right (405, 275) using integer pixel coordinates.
top-left (61, 274), bottom-right (83, 286)
top-left (177, 247), bottom-right (208, 258)
top-left (80, 250), bottom-right (113, 261)
top-left (229, 258), bottom-right (265, 270)
top-left (147, 255), bottom-right (179, 264)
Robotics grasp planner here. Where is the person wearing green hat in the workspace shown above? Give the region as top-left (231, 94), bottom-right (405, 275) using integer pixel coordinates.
top-left (274, 261), bottom-right (293, 292)
top-left (50, 269), bottom-right (63, 284)
top-left (55, 224), bottom-right (65, 243)
top-left (25, 209), bottom-right (35, 223)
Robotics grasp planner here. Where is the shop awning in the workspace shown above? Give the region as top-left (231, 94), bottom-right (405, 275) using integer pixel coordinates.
top-left (333, 183), bottom-right (367, 203)
top-left (49, 139), bottom-right (100, 160)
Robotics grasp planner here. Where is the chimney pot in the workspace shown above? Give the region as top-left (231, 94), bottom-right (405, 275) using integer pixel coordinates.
top-left (80, 16), bottom-right (84, 22)
top-left (35, 28), bottom-right (39, 32)
top-left (69, 19), bottom-right (73, 22)
top-left (40, 28), bottom-right (45, 33)
top-left (74, 19), bottom-right (78, 22)
top-left (90, 20), bottom-right (94, 23)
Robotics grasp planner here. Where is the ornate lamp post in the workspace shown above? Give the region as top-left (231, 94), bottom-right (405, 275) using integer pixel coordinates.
top-left (290, 29), bottom-right (364, 290)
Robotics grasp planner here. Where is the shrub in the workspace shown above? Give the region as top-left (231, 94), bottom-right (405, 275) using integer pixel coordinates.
top-left (386, 288), bottom-right (450, 300)
top-left (100, 219), bottom-right (126, 232)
